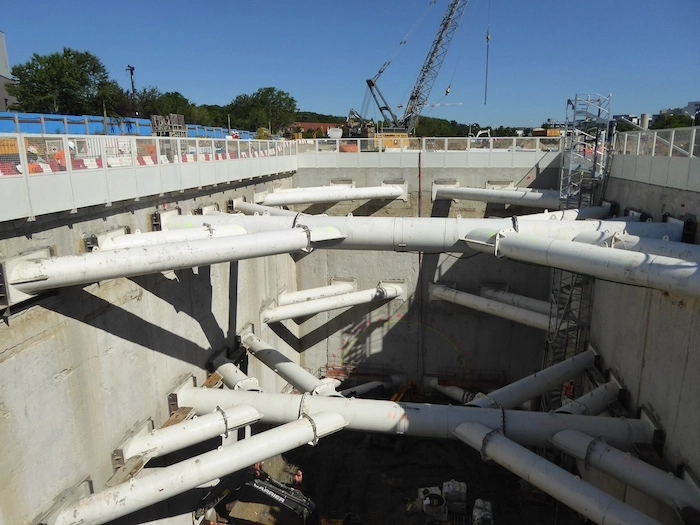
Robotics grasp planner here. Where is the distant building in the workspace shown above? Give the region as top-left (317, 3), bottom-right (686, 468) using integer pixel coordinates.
top-left (0, 31), bottom-right (17, 111)
top-left (293, 122), bottom-right (341, 137)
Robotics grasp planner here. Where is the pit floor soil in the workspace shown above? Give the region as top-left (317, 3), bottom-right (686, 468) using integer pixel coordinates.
top-left (286, 430), bottom-right (587, 525)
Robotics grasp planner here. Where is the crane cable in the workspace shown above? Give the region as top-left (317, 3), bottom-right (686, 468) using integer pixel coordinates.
top-left (484, 0), bottom-right (491, 105)
top-left (375, 0), bottom-right (437, 82)
top-left (444, 0), bottom-right (471, 97)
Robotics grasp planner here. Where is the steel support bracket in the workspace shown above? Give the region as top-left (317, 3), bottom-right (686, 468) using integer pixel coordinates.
top-left (1, 247), bottom-right (52, 306)
top-left (32, 477), bottom-right (93, 525)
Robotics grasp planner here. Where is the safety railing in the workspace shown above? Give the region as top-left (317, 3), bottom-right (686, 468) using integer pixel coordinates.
top-left (1, 133), bottom-right (563, 223)
top-left (609, 126), bottom-right (700, 191)
top-left (0, 133), bottom-right (296, 222)
top-left (613, 126), bottom-right (698, 158)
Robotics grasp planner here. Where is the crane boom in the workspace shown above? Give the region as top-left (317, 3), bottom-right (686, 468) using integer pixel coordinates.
top-left (401, 0), bottom-right (467, 134)
top-left (347, 0), bottom-right (468, 139)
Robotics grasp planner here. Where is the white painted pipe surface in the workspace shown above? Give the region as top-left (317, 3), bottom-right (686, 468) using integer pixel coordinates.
top-left (121, 406), bottom-right (261, 461)
top-left (279, 282), bottom-right (356, 306)
top-left (479, 287), bottom-right (551, 315)
top-left (51, 412), bottom-right (347, 525)
top-left (517, 205), bottom-right (612, 221)
top-left (551, 429), bottom-right (700, 512)
top-left (230, 199), bottom-right (301, 216)
top-left (258, 185), bottom-right (404, 206)
top-left (555, 381), bottom-right (620, 415)
top-left (434, 186), bottom-right (561, 209)
top-left (429, 284), bottom-right (550, 331)
top-left (99, 224), bottom-right (247, 250)
top-left (612, 234), bottom-right (700, 264)
top-left (241, 332), bottom-right (340, 396)
top-left (340, 381), bottom-right (389, 397)
top-left (467, 350), bottom-right (595, 409)
top-left (162, 214), bottom-right (682, 253)
top-left (177, 388), bottom-right (653, 449)
top-left (454, 422), bottom-right (661, 525)
top-left (262, 284), bottom-right (403, 323)
top-left (9, 228), bottom-right (312, 294)
top-left (214, 360), bottom-right (262, 391)
top-left (435, 384), bottom-right (475, 404)
top-left (495, 231), bottom-right (700, 298)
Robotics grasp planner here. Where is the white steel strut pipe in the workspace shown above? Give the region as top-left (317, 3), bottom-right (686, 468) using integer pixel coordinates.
top-left (555, 381), bottom-right (620, 415)
top-left (454, 423), bottom-right (661, 525)
top-left (99, 224), bottom-right (247, 250)
top-left (517, 204), bottom-right (612, 221)
top-left (262, 284), bottom-right (403, 324)
top-left (479, 287), bottom-right (551, 315)
top-left (257, 185), bottom-right (405, 207)
top-left (433, 186), bottom-right (561, 209)
top-left (230, 199), bottom-right (302, 216)
top-left (611, 233), bottom-right (700, 265)
top-left (493, 231), bottom-right (700, 298)
top-left (177, 388), bottom-right (654, 450)
top-left (51, 412), bottom-right (347, 525)
top-left (212, 357), bottom-right (262, 391)
top-left (429, 283), bottom-right (550, 331)
top-left (467, 350), bottom-right (595, 409)
top-left (551, 429), bottom-right (700, 513)
top-left (435, 384), bottom-right (476, 404)
top-left (8, 227), bottom-right (318, 295)
top-left (162, 214), bottom-right (683, 253)
top-left (340, 380), bottom-right (390, 398)
top-left (120, 405), bottom-right (261, 461)
top-left (278, 282), bottom-right (356, 306)
top-left (241, 332), bottom-right (341, 396)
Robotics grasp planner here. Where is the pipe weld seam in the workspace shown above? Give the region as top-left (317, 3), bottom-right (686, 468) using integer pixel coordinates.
top-left (501, 406), bottom-right (506, 436)
top-left (584, 435), bottom-right (602, 471)
top-left (481, 427), bottom-right (502, 461)
top-left (216, 405), bottom-right (229, 439)
top-left (301, 412), bottom-right (319, 445)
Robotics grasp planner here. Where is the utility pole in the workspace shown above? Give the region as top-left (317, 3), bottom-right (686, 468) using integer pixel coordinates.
top-left (126, 65), bottom-right (138, 116)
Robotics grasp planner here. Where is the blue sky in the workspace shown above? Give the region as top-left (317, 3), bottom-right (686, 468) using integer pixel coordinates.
top-left (2, 0), bottom-right (699, 128)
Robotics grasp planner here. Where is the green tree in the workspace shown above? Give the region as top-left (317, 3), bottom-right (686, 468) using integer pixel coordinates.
top-left (650, 113), bottom-right (693, 129)
top-left (7, 48), bottom-right (114, 115)
top-left (135, 86), bottom-right (164, 119)
top-left (225, 88), bottom-right (297, 134)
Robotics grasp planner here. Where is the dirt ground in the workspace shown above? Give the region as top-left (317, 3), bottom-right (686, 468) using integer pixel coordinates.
top-left (286, 430), bottom-right (586, 525)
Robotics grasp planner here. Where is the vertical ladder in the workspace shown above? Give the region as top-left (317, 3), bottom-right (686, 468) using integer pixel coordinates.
top-left (541, 93), bottom-right (611, 412)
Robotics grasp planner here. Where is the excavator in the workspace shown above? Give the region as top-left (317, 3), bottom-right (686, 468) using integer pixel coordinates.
top-left (346, 0), bottom-right (468, 148)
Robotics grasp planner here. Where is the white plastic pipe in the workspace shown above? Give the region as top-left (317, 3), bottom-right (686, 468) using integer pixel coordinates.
top-left (551, 429), bottom-right (700, 513)
top-left (177, 388), bottom-right (654, 450)
top-left (555, 381), bottom-right (620, 415)
top-left (241, 332), bottom-right (340, 396)
top-left (51, 412), bottom-right (347, 525)
top-left (99, 224), bottom-right (247, 250)
top-left (429, 283), bottom-right (550, 331)
top-left (9, 228), bottom-right (312, 294)
top-left (479, 287), bottom-right (551, 315)
top-left (279, 282), bottom-right (356, 306)
top-left (467, 350), bottom-right (595, 409)
top-left (454, 422), bottom-right (661, 525)
top-left (121, 405), bottom-right (261, 461)
top-left (162, 214), bottom-right (682, 253)
top-left (494, 231), bottom-right (700, 298)
top-left (433, 186), bottom-right (561, 209)
top-left (262, 284), bottom-right (403, 323)
top-left (258, 185), bottom-right (404, 206)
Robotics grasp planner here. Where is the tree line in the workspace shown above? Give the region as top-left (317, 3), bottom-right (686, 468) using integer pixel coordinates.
top-left (8, 48), bottom-right (693, 138)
